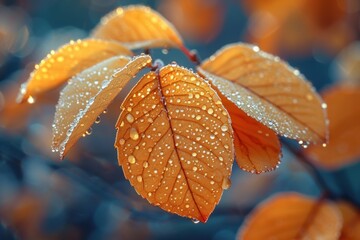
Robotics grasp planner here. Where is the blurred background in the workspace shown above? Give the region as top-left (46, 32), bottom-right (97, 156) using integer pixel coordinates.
top-left (0, 0), bottom-right (359, 239)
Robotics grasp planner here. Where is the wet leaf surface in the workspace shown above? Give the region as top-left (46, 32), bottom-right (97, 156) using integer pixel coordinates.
top-left (115, 64), bottom-right (234, 222)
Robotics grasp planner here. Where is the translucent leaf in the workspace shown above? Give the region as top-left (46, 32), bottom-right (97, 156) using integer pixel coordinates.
top-left (238, 193), bottom-right (342, 240)
top-left (91, 5), bottom-right (183, 49)
top-left (115, 64), bottom-right (234, 222)
top-left (17, 39), bottom-right (132, 103)
top-left (337, 201), bottom-right (360, 239)
top-left (220, 96), bottom-right (281, 173)
top-left (52, 54), bottom-right (152, 158)
top-left (198, 43), bottom-right (328, 144)
top-left (305, 87), bottom-right (360, 169)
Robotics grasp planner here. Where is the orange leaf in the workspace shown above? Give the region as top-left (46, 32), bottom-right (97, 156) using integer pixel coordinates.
top-left (337, 201), bottom-right (360, 240)
top-left (52, 54), bottom-right (152, 158)
top-left (305, 87), bottom-right (360, 169)
top-left (17, 39), bottom-right (132, 103)
top-left (221, 96), bottom-right (281, 173)
top-left (198, 43), bottom-right (328, 144)
top-left (115, 64), bottom-right (234, 222)
top-left (91, 5), bottom-right (183, 49)
top-left (238, 193), bottom-right (342, 240)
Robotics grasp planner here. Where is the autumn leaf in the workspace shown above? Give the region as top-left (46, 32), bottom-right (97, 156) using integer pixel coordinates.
top-left (115, 64), bottom-right (234, 222)
top-left (337, 201), bottom-right (360, 239)
top-left (305, 87), bottom-right (360, 169)
top-left (91, 5), bottom-right (183, 50)
top-left (52, 54), bottom-right (152, 158)
top-left (198, 43), bottom-right (328, 144)
top-left (241, 0), bottom-right (350, 55)
top-left (17, 39), bottom-right (132, 103)
top-left (238, 193), bottom-right (342, 240)
top-left (221, 96), bottom-right (281, 173)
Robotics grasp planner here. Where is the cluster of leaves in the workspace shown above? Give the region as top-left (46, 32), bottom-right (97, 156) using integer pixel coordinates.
top-left (17, 5), bottom-right (328, 223)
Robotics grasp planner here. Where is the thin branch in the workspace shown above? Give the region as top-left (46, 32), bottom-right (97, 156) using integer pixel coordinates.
top-left (282, 141), bottom-right (333, 198)
top-left (179, 45), bottom-right (201, 65)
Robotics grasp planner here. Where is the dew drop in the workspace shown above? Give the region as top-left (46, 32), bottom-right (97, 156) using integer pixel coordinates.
top-left (130, 127), bottom-right (139, 140)
top-left (221, 125), bottom-right (228, 132)
top-left (192, 219), bottom-right (200, 224)
top-left (222, 178), bottom-right (231, 190)
top-left (210, 180), bottom-right (215, 185)
top-left (147, 117), bottom-right (153, 123)
top-left (126, 113), bottom-right (134, 123)
top-left (210, 134), bottom-right (215, 140)
top-left (162, 49), bottom-right (169, 55)
top-left (185, 204), bottom-right (190, 208)
top-left (85, 128), bottom-right (92, 135)
top-left (195, 115), bottom-right (201, 120)
top-left (192, 166), bottom-right (198, 172)
top-left (119, 139), bottom-right (125, 145)
top-left (321, 103), bottom-right (327, 109)
top-left (27, 96), bottom-right (35, 104)
top-left (143, 162), bottom-right (149, 168)
top-left (103, 109), bottom-right (108, 114)
top-left (95, 116), bottom-right (101, 124)
top-left (322, 143), bottom-right (327, 147)
top-left (128, 155), bottom-right (136, 164)
top-left (207, 108), bottom-right (214, 114)
top-left (137, 176), bottom-right (143, 182)
top-left (57, 56), bottom-right (64, 62)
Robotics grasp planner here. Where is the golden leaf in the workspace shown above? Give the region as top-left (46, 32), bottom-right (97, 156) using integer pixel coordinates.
top-left (306, 87), bottom-right (360, 169)
top-left (238, 193), bottom-right (342, 240)
top-left (221, 96), bottom-right (281, 173)
top-left (198, 43), bottom-right (328, 144)
top-left (91, 5), bottom-right (183, 49)
top-left (17, 39), bottom-right (132, 103)
top-left (52, 54), bottom-right (152, 158)
top-left (337, 201), bottom-right (360, 240)
top-left (115, 64), bottom-right (234, 222)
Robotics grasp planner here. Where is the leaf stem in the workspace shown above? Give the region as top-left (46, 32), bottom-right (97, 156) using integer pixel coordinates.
top-left (179, 44), bottom-right (201, 65)
top-left (282, 141), bottom-right (333, 198)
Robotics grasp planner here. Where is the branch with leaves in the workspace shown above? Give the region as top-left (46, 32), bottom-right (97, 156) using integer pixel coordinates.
top-left (15, 5), bottom-right (330, 224)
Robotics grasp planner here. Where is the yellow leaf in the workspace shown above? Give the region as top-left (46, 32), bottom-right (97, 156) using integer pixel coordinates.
top-left (17, 39), bottom-right (132, 103)
top-left (115, 64), bottom-right (234, 222)
top-left (238, 193), bottom-right (342, 240)
top-left (198, 43), bottom-right (328, 144)
top-left (52, 54), bottom-right (152, 158)
top-left (306, 87), bottom-right (360, 169)
top-left (337, 201), bottom-right (360, 240)
top-left (91, 5), bottom-right (183, 49)
top-left (221, 96), bottom-right (281, 173)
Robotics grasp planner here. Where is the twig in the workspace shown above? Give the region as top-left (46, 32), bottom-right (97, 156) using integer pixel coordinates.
top-left (282, 141), bottom-right (333, 198)
top-left (179, 45), bottom-right (201, 65)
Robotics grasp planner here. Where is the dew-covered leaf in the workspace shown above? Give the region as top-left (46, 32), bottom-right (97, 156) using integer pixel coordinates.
top-left (91, 5), bottom-right (183, 49)
top-left (115, 64), bottom-right (234, 222)
top-left (238, 193), bottom-right (342, 240)
top-left (305, 87), bottom-right (360, 169)
top-left (220, 96), bottom-right (281, 173)
top-left (337, 201), bottom-right (360, 239)
top-left (52, 54), bottom-right (152, 158)
top-left (198, 43), bottom-right (328, 144)
top-left (17, 39), bottom-right (132, 103)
